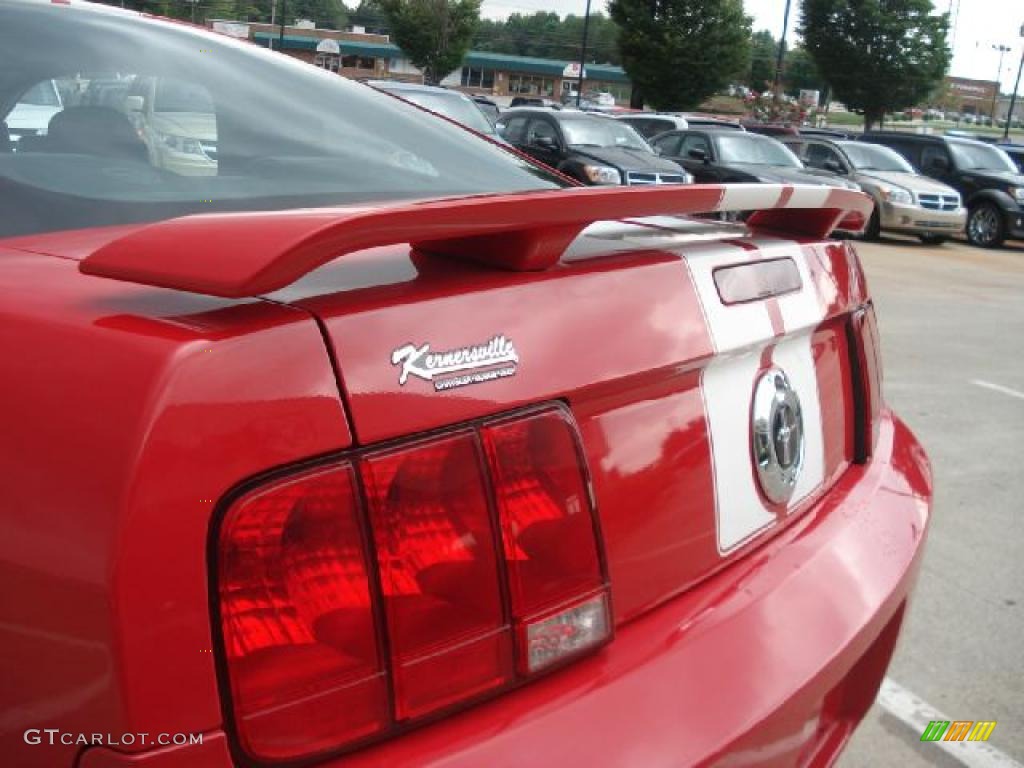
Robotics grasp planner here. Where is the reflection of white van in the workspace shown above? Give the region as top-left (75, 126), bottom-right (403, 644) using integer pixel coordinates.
top-left (123, 77), bottom-right (217, 176)
top-left (6, 80), bottom-right (63, 142)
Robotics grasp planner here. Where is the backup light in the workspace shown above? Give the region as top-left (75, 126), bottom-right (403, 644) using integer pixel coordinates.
top-left (215, 404), bottom-right (610, 763)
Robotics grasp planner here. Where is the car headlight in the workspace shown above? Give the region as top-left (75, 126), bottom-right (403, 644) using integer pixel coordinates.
top-left (880, 185), bottom-right (913, 205)
top-left (582, 164), bottom-right (622, 185)
top-left (1008, 186), bottom-right (1024, 204)
top-left (158, 131), bottom-right (207, 157)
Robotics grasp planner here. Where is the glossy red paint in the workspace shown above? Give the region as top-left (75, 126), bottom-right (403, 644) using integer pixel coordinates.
top-left (76, 185), bottom-right (872, 298)
top-left (0, 248), bottom-right (350, 766)
top-left (75, 412), bottom-right (931, 767)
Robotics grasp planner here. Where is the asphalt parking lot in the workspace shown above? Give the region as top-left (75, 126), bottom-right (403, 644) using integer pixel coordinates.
top-left (836, 236), bottom-right (1024, 768)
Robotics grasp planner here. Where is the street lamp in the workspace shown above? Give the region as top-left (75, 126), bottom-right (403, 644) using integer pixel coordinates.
top-left (1004, 26), bottom-right (1024, 140)
top-left (991, 43), bottom-right (1011, 123)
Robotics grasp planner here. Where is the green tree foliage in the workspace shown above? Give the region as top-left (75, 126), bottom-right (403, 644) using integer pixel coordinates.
top-left (748, 29), bottom-right (777, 92)
top-left (380, 0), bottom-right (481, 83)
top-left (349, 0), bottom-right (389, 32)
top-left (474, 12), bottom-right (621, 65)
top-left (609, 0), bottom-right (752, 111)
top-left (800, 0), bottom-right (950, 129)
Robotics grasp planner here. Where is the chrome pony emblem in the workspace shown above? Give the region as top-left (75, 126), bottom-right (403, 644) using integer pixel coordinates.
top-left (391, 335), bottom-right (519, 391)
top-left (752, 368), bottom-right (805, 504)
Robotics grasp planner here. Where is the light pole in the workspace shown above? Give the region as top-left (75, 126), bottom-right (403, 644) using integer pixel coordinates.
top-left (575, 0), bottom-right (592, 109)
top-left (772, 0), bottom-right (793, 113)
top-left (1004, 26), bottom-right (1024, 140)
top-left (991, 44), bottom-right (1011, 122)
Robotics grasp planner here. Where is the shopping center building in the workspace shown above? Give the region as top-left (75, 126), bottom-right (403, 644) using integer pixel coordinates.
top-left (210, 20), bottom-right (632, 104)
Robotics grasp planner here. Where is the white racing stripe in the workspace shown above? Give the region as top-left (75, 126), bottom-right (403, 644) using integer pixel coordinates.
top-left (877, 677), bottom-right (1023, 768)
top-left (971, 379), bottom-right (1024, 401)
top-left (684, 240), bottom-right (827, 553)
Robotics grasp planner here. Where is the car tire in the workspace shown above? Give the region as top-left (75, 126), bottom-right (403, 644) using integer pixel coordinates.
top-left (864, 208), bottom-right (881, 240)
top-left (918, 234), bottom-right (947, 245)
top-left (966, 202), bottom-right (1006, 248)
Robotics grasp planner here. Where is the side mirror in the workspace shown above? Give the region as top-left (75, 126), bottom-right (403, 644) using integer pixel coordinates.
top-left (532, 135), bottom-right (558, 150)
top-left (688, 147), bottom-right (708, 162)
top-left (824, 158), bottom-right (846, 174)
top-left (123, 95), bottom-right (144, 113)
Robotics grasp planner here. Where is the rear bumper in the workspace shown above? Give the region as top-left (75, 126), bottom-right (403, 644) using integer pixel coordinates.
top-left (879, 201), bottom-right (965, 236)
top-left (80, 412), bottom-right (932, 768)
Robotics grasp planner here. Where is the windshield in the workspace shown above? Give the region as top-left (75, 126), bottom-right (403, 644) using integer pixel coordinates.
top-left (0, 2), bottom-right (562, 238)
top-left (381, 88), bottom-right (496, 136)
top-left (839, 142), bottom-right (915, 173)
top-left (716, 134), bottom-right (801, 167)
top-left (560, 118), bottom-right (651, 152)
top-left (948, 141), bottom-right (1018, 173)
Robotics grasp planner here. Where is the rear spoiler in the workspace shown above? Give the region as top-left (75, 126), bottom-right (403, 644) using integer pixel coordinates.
top-left (79, 184), bottom-right (872, 298)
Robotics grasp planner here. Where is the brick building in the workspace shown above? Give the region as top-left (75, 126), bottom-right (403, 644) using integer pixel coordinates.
top-left (209, 20), bottom-right (631, 104)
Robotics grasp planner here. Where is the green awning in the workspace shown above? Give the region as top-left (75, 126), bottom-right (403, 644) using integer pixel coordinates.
top-left (253, 33), bottom-right (400, 59)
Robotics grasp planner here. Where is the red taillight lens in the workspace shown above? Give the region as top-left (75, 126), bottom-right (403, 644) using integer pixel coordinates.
top-left (361, 433), bottom-right (513, 720)
top-left (849, 305), bottom-right (883, 462)
top-left (216, 405), bottom-right (609, 762)
top-left (482, 408), bottom-right (610, 673)
top-left (218, 464), bottom-right (388, 761)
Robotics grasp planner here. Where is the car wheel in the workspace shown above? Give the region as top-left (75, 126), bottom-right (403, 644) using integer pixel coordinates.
top-left (864, 208), bottom-right (881, 240)
top-left (918, 234), bottom-right (947, 245)
top-left (966, 202), bottom-right (1006, 248)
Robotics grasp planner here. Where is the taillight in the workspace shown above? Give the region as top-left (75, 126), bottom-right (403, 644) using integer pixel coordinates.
top-left (362, 432), bottom-right (513, 720)
top-left (217, 465), bottom-right (388, 761)
top-left (216, 404), bottom-right (610, 763)
top-left (848, 304), bottom-right (883, 462)
top-left (482, 410), bottom-right (609, 674)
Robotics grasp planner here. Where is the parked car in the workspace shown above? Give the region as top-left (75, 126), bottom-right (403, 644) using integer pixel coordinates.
top-left (860, 131), bottom-right (1024, 247)
top-left (2, 3), bottom-right (932, 768)
top-left (5, 79), bottom-right (63, 143)
top-left (370, 81), bottom-right (506, 143)
top-left (615, 113), bottom-right (689, 140)
top-left (510, 95), bottom-right (561, 109)
top-left (122, 75), bottom-right (218, 176)
top-left (743, 122), bottom-right (800, 137)
top-left (798, 126), bottom-right (853, 139)
top-left (470, 94), bottom-right (500, 127)
top-left (995, 142), bottom-right (1024, 174)
top-left (682, 113), bottom-right (746, 130)
top-left (651, 128), bottom-right (860, 191)
top-left (583, 90), bottom-right (616, 108)
top-left (497, 108), bottom-right (692, 185)
top-left (784, 137), bottom-right (965, 243)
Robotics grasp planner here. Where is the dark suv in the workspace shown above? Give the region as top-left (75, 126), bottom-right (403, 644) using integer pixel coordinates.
top-left (860, 132), bottom-right (1024, 247)
top-left (496, 108), bottom-right (691, 186)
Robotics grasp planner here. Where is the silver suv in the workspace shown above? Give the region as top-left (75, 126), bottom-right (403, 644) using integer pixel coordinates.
top-left (784, 137), bottom-right (965, 244)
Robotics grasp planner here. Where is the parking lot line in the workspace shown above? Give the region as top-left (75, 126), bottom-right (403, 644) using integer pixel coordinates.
top-left (970, 380), bottom-right (1024, 401)
top-left (876, 677), bottom-right (1023, 768)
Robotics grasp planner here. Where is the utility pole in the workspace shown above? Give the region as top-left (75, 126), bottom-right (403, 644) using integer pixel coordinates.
top-left (992, 44), bottom-right (1011, 123)
top-left (278, 0), bottom-right (286, 52)
top-left (575, 0), bottom-right (592, 109)
top-left (772, 0), bottom-right (793, 114)
top-left (1005, 26), bottom-right (1024, 141)
top-left (269, 0), bottom-right (276, 50)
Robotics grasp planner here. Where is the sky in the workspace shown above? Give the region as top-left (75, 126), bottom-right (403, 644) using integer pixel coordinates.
top-left (478, 0), bottom-right (1024, 86)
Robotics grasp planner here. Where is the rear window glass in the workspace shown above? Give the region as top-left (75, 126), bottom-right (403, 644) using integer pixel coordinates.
top-left (0, 2), bottom-right (564, 238)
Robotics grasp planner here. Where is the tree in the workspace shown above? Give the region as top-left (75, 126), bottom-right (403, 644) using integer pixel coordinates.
top-left (381, 0), bottom-right (481, 83)
top-left (473, 11), bottom-right (621, 65)
top-left (609, 0), bottom-right (752, 111)
top-left (800, 0), bottom-right (950, 130)
top-left (748, 30), bottom-right (777, 93)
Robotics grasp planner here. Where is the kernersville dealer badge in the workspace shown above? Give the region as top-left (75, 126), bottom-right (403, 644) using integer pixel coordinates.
top-left (391, 335), bottom-right (519, 391)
